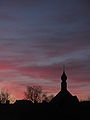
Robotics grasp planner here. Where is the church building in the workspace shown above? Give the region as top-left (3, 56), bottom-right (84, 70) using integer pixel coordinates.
top-left (50, 69), bottom-right (79, 107)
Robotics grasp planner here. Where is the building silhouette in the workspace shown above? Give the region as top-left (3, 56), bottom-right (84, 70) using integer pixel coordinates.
top-left (50, 69), bottom-right (79, 107)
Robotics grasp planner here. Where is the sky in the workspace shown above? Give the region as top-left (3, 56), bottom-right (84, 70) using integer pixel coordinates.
top-left (0, 0), bottom-right (90, 100)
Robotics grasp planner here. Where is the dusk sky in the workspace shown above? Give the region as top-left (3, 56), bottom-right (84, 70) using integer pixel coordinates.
top-left (0, 0), bottom-right (90, 100)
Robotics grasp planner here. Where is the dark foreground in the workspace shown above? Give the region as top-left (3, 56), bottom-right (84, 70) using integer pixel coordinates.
top-left (0, 101), bottom-right (90, 120)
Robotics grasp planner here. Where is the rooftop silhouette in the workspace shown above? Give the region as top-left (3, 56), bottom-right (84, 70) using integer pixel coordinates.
top-left (0, 68), bottom-right (90, 120)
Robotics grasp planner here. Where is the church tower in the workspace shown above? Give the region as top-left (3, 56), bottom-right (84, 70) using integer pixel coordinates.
top-left (51, 67), bottom-right (79, 107)
top-left (50, 67), bottom-right (79, 105)
top-left (61, 69), bottom-right (67, 91)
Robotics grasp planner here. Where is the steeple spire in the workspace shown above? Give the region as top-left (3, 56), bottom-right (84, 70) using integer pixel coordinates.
top-left (63, 65), bottom-right (65, 72)
top-left (61, 66), bottom-right (67, 91)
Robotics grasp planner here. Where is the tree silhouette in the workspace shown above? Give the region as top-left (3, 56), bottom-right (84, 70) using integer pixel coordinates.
top-left (24, 86), bottom-right (42, 103)
top-left (0, 89), bottom-right (10, 104)
top-left (42, 94), bottom-right (54, 103)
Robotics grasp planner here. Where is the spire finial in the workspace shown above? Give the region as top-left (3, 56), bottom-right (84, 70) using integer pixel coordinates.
top-left (63, 65), bottom-right (65, 73)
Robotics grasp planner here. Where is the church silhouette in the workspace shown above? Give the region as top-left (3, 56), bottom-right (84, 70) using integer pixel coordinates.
top-left (50, 69), bottom-right (79, 107)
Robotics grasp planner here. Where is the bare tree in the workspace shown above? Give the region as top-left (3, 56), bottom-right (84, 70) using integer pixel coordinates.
top-left (42, 94), bottom-right (54, 103)
top-left (47, 94), bottom-right (54, 102)
top-left (24, 86), bottom-right (42, 103)
top-left (0, 89), bottom-right (10, 104)
top-left (8, 95), bottom-right (16, 104)
top-left (42, 93), bottom-right (49, 102)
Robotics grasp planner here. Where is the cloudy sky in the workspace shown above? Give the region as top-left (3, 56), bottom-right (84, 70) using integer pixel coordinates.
top-left (0, 0), bottom-right (90, 100)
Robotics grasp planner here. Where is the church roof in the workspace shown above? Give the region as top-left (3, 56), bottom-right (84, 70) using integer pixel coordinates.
top-left (51, 90), bottom-right (72, 104)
